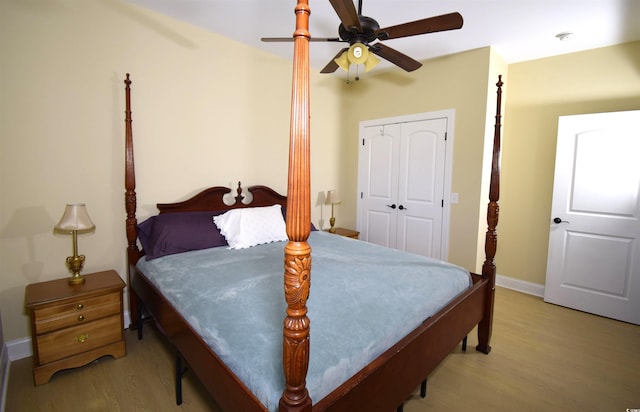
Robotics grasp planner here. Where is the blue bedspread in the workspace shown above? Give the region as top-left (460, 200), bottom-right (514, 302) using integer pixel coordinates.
top-left (137, 231), bottom-right (471, 411)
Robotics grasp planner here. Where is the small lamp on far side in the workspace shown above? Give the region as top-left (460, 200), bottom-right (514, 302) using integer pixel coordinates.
top-left (325, 190), bottom-right (341, 233)
top-left (54, 204), bottom-right (95, 285)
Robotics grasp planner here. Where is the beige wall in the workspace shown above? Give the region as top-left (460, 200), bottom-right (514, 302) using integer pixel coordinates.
top-left (500, 41), bottom-right (640, 285)
top-left (0, 1), bottom-right (342, 341)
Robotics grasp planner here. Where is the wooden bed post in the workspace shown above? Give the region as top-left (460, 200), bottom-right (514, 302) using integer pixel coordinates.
top-left (476, 75), bottom-right (503, 354)
top-left (124, 73), bottom-right (139, 330)
top-left (280, 1), bottom-right (312, 411)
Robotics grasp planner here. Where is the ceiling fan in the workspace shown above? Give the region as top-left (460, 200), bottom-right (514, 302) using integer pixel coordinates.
top-left (261, 0), bottom-right (463, 73)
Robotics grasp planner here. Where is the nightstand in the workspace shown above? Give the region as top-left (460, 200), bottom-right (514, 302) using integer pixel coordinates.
top-left (324, 227), bottom-right (360, 239)
top-left (25, 270), bottom-right (126, 385)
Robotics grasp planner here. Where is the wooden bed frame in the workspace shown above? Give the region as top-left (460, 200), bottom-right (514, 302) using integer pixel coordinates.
top-left (123, 2), bottom-right (503, 411)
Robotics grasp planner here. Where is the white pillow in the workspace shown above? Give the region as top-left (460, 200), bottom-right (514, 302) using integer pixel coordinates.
top-left (213, 204), bottom-right (288, 249)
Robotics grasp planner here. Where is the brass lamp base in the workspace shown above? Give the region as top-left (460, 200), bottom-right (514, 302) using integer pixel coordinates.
top-left (329, 216), bottom-right (336, 233)
top-left (68, 274), bottom-right (86, 285)
top-left (66, 254), bottom-right (86, 285)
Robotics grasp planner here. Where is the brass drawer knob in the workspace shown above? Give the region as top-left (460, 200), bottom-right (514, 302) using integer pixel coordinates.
top-left (77, 315), bottom-right (85, 321)
top-left (76, 303), bottom-right (84, 310)
top-left (76, 333), bottom-right (89, 343)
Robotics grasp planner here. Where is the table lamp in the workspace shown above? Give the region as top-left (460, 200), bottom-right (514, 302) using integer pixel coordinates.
top-left (54, 204), bottom-right (95, 284)
top-left (325, 190), bottom-right (341, 233)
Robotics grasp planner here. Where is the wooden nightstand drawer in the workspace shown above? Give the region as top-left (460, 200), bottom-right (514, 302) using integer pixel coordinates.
top-left (33, 292), bottom-right (121, 334)
top-left (36, 314), bottom-right (122, 364)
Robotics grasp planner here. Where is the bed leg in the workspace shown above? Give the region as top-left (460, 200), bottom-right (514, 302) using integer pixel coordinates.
top-left (421, 379), bottom-right (427, 398)
top-left (397, 404), bottom-right (403, 412)
top-left (176, 351), bottom-right (182, 405)
top-left (476, 285), bottom-right (494, 354)
top-left (137, 302), bottom-right (144, 340)
top-left (462, 335), bottom-right (467, 351)
top-left (175, 351), bottom-right (189, 405)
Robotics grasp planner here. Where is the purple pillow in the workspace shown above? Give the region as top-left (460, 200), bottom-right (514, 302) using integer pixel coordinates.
top-left (137, 211), bottom-right (227, 260)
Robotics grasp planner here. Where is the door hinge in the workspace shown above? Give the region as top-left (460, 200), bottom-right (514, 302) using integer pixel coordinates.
top-left (441, 199), bottom-right (444, 207)
top-left (444, 132), bottom-right (448, 141)
top-left (360, 192), bottom-right (363, 199)
top-left (362, 138), bottom-right (365, 146)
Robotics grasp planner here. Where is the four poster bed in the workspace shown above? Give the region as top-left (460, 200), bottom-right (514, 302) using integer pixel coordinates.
top-left (123, 2), bottom-right (502, 411)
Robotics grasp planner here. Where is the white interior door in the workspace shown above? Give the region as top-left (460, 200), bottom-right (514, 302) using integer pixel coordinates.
top-left (359, 123), bottom-right (401, 249)
top-left (358, 112), bottom-right (451, 260)
top-left (544, 110), bottom-right (640, 325)
top-left (396, 119), bottom-right (447, 257)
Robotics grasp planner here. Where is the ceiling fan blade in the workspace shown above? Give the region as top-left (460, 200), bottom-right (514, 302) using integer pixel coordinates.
top-left (261, 37), bottom-right (342, 43)
top-left (376, 12), bottom-right (463, 40)
top-left (261, 37), bottom-right (293, 42)
top-left (320, 48), bottom-right (349, 73)
top-left (370, 43), bottom-right (422, 72)
top-left (329, 0), bottom-right (362, 32)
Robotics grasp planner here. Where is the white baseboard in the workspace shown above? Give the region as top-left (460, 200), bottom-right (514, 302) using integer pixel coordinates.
top-left (496, 274), bottom-right (545, 297)
top-left (6, 337), bottom-right (30, 362)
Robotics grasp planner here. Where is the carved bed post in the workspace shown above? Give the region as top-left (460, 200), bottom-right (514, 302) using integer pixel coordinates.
top-left (280, 1), bottom-right (312, 411)
top-left (124, 73), bottom-right (139, 330)
top-left (477, 75), bottom-right (503, 354)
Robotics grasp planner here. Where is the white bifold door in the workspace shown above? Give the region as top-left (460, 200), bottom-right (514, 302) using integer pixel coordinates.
top-left (544, 110), bottom-right (640, 325)
top-left (357, 113), bottom-right (451, 260)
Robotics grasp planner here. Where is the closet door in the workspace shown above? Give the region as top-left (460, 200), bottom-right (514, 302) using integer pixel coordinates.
top-left (358, 123), bottom-right (401, 249)
top-left (358, 115), bottom-right (449, 259)
top-left (396, 119), bottom-right (447, 257)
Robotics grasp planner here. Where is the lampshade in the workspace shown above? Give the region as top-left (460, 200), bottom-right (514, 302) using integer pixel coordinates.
top-left (325, 190), bottom-right (341, 205)
top-left (54, 204), bottom-right (95, 233)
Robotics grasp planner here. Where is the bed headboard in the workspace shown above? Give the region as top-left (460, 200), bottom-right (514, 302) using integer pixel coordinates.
top-left (124, 177), bottom-right (287, 266)
top-left (156, 182), bottom-right (287, 214)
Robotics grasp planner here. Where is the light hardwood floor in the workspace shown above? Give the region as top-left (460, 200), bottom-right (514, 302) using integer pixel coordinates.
top-left (6, 287), bottom-right (640, 411)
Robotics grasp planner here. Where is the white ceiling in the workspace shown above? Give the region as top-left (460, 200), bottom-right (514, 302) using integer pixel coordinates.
top-left (127, 0), bottom-right (640, 74)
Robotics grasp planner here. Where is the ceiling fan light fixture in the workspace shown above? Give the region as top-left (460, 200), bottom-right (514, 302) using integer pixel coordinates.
top-left (347, 42), bottom-right (369, 65)
top-left (334, 51), bottom-right (350, 72)
top-left (364, 53), bottom-right (380, 72)
top-left (334, 43), bottom-right (373, 72)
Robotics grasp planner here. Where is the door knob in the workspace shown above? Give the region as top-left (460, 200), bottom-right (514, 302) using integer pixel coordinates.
top-left (398, 205), bottom-right (407, 210)
top-left (386, 204), bottom-right (397, 209)
top-left (553, 217), bottom-right (569, 224)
